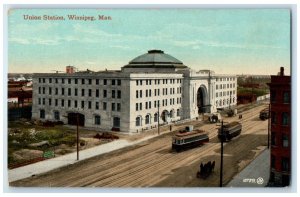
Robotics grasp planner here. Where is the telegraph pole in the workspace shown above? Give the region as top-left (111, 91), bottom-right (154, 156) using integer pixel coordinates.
top-left (267, 103), bottom-right (271, 149)
top-left (76, 113), bottom-right (79, 160)
top-left (158, 100), bottom-right (160, 135)
top-left (220, 120), bottom-right (224, 187)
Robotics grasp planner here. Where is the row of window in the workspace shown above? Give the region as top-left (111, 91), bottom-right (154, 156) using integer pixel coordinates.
top-left (38, 78), bottom-right (121, 86)
top-left (38, 87), bottom-right (121, 99)
top-left (136, 79), bottom-right (182, 86)
top-left (135, 88), bottom-right (182, 98)
top-left (38, 98), bottom-right (121, 111)
top-left (216, 77), bottom-right (236, 82)
top-left (271, 133), bottom-right (289, 148)
top-left (135, 109), bottom-right (180, 126)
top-left (271, 112), bottom-right (290, 126)
top-left (216, 83), bottom-right (236, 90)
top-left (135, 98), bottom-right (182, 111)
top-left (216, 90), bottom-right (235, 98)
top-left (215, 98), bottom-right (236, 107)
top-left (271, 91), bottom-right (290, 104)
top-left (271, 155), bottom-right (290, 172)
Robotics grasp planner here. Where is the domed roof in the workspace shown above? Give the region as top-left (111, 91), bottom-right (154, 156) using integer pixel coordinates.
top-left (123, 50), bottom-right (187, 69)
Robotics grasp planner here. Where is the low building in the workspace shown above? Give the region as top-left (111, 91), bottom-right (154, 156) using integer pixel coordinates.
top-left (32, 50), bottom-right (237, 133)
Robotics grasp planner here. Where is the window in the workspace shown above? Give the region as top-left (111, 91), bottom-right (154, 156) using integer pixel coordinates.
top-left (75, 88), bottom-right (78, 96)
top-left (283, 92), bottom-right (290, 103)
top-left (89, 89), bottom-right (92, 97)
top-left (55, 99), bottom-right (58, 106)
top-left (145, 114), bottom-right (150, 124)
top-left (43, 87), bottom-right (45, 94)
top-left (136, 90), bottom-right (139, 98)
top-left (39, 87), bottom-right (41, 94)
top-left (117, 103), bottom-right (121, 111)
top-left (103, 102), bottom-right (107, 110)
top-left (61, 99), bottom-right (64, 107)
top-left (96, 79), bottom-right (99, 85)
top-left (40, 109), bottom-right (45, 119)
top-left (140, 90), bottom-right (142, 98)
top-left (68, 88), bottom-right (71, 96)
top-left (103, 90), bottom-right (107, 98)
top-left (62, 78), bottom-right (65, 84)
top-left (113, 117), bottom-right (120, 128)
top-left (112, 90), bottom-right (115, 98)
top-left (74, 100), bottom-right (78, 108)
top-left (96, 89), bottom-right (99, 97)
top-left (136, 80), bottom-right (138, 86)
top-left (88, 101), bottom-right (92, 109)
top-left (48, 87), bottom-right (52, 95)
top-left (282, 134), bottom-right (289, 147)
top-left (139, 80), bottom-right (142, 85)
top-left (271, 132), bottom-right (276, 146)
top-left (68, 79), bottom-right (71, 84)
top-left (55, 78), bottom-right (58, 83)
top-left (95, 115), bottom-right (101, 125)
top-left (82, 79), bottom-right (85, 84)
top-left (271, 90), bottom-right (276, 103)
top-left (112, 103), bottom-right (115, 111)
top-left (112, 79), bottom-right (115, 85)
top-left (282, 157), bottom-right (289, 172)
top-left (75, 79), bottom-right (78, 84)
top-left (117, 90), bottom-right (121, 99)
top-left (271, 112), bottom-right (277, 124)
top-left (154, 113), bottom-right (158, 122)
top-left (39, 78), bottom-right (41, 83)
top-left (81, 101), bottom-right (84, 109)
top-left (54, 111), bottom-right (60, 120)
top-left (117, 79), bottom-right (121, 85)
top-left (282, 112), bottom-right (289, 125)
top-left (146, 90), bottom-right (148, 97)
top-left (104, 79), bottom-right (107, 85)
top-left (136, 116), bottom-right (141, 126)
top-left (49, 98), bottom-right (52, 106)
top-left (61, 88), bottom-right (64, 95)
top-left (81, 89), bottom-right (85, 96)
top-left (88, 79), bottom-right (92, 85)
top-left (136, 103), bottom-right (139, 111)
top-left (68, 100), bottom-right (71, 107)
top-left (43, 78), bottom-right (46, 83)
top-left (95, 102), bottom-right (99, 110)
top-left (49, 78), bottom-right (52, 83)
top-left (177, 109), bottom-right (180, 116)
top-left (139, 103), bottom-right (142, 110)
top-left (42, 98), bottom-right (45, 105)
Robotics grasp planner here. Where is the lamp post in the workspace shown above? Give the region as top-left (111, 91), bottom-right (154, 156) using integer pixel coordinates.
top-left (157, 100), bottom-right (160, 135)
top-left (76, 112), bottom-right (79, 160)
top-left (219, 120), bottom-right (224, 187)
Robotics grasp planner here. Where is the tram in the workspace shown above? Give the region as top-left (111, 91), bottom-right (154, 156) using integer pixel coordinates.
top-left (218, 121), bottom-right (242, 141)
top-left (172, 128), bottom-right (209, 152)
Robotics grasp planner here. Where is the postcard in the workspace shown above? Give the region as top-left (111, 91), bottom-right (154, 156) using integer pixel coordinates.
top-left (6, 8), bottom-right (291, 189)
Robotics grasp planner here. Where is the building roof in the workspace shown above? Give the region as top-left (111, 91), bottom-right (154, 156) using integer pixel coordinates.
top-left (123, 50), bottom-right (188, 69)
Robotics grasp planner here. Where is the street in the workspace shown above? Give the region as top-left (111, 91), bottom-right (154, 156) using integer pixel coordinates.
top-left (10, 104), bottom-right (269, 187)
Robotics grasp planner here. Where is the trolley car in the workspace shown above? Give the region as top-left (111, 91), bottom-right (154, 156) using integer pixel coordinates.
top-left (172, 129), bottom-right (209, 152)
top-left (218, 121), bottom-right (242, 141)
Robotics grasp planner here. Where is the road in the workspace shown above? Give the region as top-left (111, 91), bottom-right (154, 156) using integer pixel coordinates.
top-left (10, 104), bottom-right (269, 187)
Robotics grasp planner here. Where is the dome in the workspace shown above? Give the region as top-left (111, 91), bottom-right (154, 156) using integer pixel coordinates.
top-left (123, 50), bottom-right (187, 69)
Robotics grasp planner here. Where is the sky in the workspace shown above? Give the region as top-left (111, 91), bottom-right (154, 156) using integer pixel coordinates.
top-left (8, 9), bottom-right (291, 75)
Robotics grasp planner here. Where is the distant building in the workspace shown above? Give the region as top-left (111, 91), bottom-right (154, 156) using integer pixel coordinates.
top-left (268, 67), bottom-right (291, 186)
top-left (32, 50), bottom-right (237, 133)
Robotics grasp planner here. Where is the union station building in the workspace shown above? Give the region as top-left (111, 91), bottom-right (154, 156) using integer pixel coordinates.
top-left (32, 50), bottom-right (237, 133)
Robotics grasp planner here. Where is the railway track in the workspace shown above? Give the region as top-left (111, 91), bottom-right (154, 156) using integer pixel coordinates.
top-left (11, 104), bottom-right (268, 187)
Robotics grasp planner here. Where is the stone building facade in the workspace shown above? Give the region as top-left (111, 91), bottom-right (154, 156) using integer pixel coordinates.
top-left (32, 50), bottom-right (237, 133)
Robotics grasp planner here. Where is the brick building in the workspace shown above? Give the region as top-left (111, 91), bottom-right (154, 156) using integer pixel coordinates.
top-left (268, 67), bottom-right (291, 186)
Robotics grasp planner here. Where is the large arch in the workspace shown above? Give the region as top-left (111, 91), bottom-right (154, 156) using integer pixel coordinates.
top-left (161, 110), bottom-right (169, 122)
top-left (197, 85), bottom-right (209, 113)
top-left (67, 112), bottom-right (85, 126)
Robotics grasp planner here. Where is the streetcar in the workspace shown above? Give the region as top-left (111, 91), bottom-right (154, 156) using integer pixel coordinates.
top-left (172, 128), bottom-right (209, 152)
top-left (218, 121), bottom-right (242, 141)
top-left (259, 108), bottom-right (269, 120)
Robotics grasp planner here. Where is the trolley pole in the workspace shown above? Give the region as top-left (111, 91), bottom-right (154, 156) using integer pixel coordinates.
top-left (267, 103), bottom-right (270, 149)
top-left (158, 100), bottom-right (160, 135)
top-left (220, 120), bottom-right (224, 187)
top-left (76, 113), bottom-right (79, 161)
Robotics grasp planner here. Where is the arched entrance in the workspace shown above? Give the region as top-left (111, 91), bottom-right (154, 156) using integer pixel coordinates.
top-left (197, 86), bottom-right (209, 113)
top-left (161, 110), bottom-right (169, 122)
top-left (68, 112), bottom-right (85, 126)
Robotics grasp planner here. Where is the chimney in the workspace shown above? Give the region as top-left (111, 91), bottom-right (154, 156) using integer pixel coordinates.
top-left (280, 67), bottom-right (284, 76)
top-left (66, 66), bottom-right (75, 74)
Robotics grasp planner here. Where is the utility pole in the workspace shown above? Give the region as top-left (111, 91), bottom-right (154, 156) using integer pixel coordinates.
top-left (158, 100), bottom-right (160, 135)
top-left (220, 120), bottom-right (224, 187)
top-left (267, 103), bottom-right (271, 149)
top-left (76, 113), bottom-right (79, 160)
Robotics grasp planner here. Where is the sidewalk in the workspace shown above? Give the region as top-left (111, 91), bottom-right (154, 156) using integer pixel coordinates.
top-left (226, 148), bottom-right (270, 187)
top-left (8, 134), bottom-right (156, 183)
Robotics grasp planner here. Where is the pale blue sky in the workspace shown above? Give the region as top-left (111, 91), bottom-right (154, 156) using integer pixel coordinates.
top-left (8, 9), bottom-right (290, 75)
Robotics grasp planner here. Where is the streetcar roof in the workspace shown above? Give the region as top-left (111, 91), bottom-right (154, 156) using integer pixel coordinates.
top-left (173, 129), bottom-right (207, 139)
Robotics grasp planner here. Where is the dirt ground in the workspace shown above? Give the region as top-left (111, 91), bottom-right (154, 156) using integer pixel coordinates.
top-left (10, 103), bottom-right (269, 187)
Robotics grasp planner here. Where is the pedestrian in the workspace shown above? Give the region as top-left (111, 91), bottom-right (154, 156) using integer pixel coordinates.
top-left (170, 125), bottom-right (172, 131)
